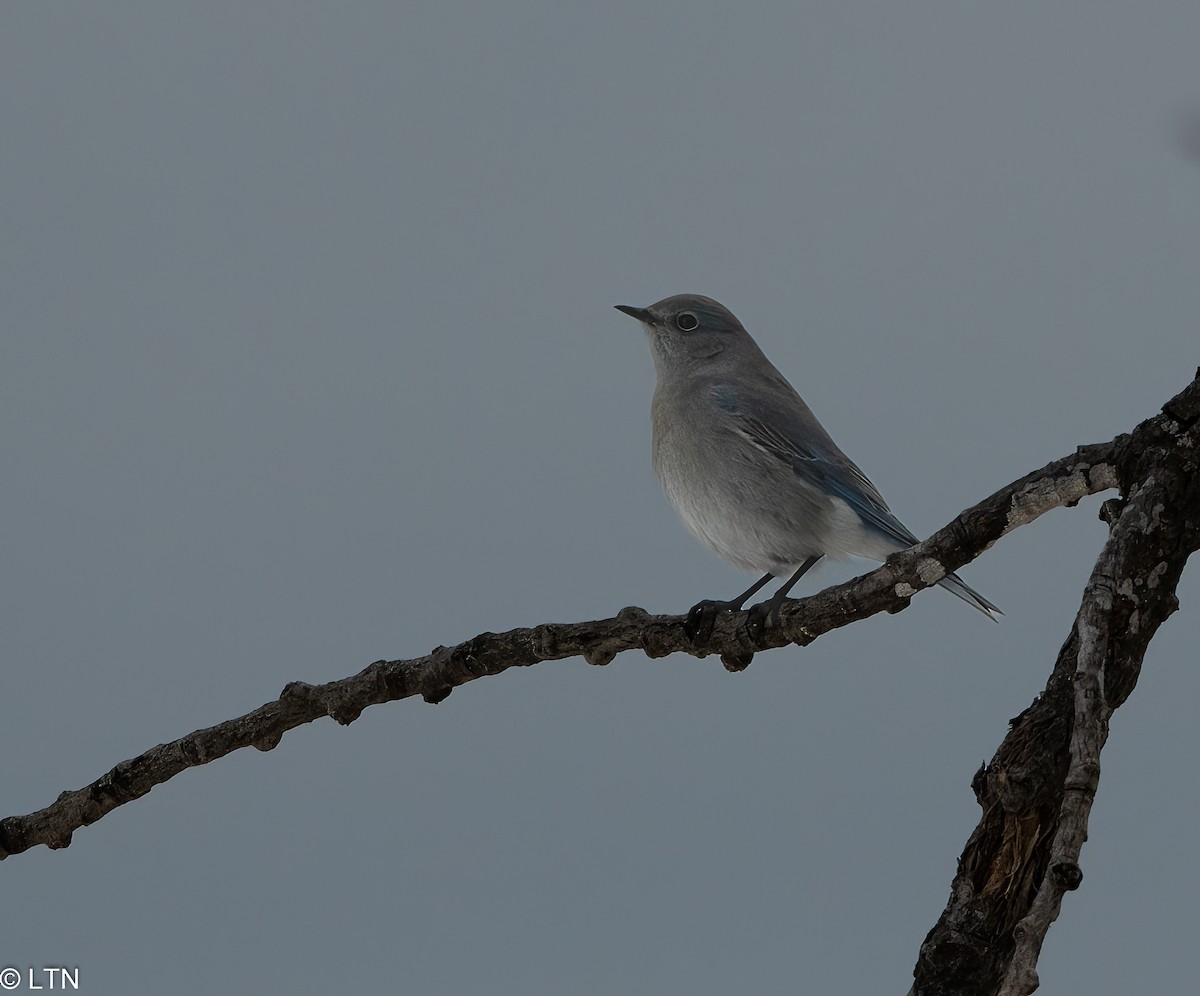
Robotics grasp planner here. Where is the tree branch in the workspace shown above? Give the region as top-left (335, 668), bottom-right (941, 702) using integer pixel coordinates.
top-left (911, 369), bottom-right (1200, 996)
top-left (2, 368), bottom-right (1196, 996)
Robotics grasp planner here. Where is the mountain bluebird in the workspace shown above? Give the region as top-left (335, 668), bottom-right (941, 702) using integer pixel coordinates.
top-left (615, 294), bottom-right (999, 635)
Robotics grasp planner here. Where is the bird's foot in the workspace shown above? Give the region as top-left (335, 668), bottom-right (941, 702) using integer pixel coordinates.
top-left (684, 598), bottom-right (743, 644)
top-left (745, 595), bottom-right (786, 640)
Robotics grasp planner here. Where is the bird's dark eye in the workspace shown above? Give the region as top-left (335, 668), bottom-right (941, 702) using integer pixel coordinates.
top-left (676, 312), bottom-right (699, 332)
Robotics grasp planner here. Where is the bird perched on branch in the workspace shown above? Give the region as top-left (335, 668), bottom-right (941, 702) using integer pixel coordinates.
top-left (615, 293), bottom-right (999, 638)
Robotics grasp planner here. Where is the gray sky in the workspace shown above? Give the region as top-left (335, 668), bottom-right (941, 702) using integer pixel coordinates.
top-left (2, 4), bottom-right (1197, 994)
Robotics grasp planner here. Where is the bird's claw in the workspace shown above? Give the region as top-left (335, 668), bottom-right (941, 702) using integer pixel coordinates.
top-left (745, 598), bottom-right (783, 640)
top-left (684, 599), bottom-right (731, 644)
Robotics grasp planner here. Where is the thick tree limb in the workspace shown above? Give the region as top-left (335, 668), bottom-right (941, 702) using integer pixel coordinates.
top-left (911, 370), bottom-right (1200, 996)
top-left (2, 373), bottom-right (1196, 996)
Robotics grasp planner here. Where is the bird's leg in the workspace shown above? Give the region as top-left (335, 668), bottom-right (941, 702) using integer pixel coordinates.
top-left (684, 572), bottom-right (775, 644)
top-left (746, 555), bottom-right (823, 637)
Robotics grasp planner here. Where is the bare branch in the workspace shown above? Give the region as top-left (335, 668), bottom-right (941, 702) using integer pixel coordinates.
top-left (1, 374), bottom-right (1195, 894)
top-left (912, 370), bottom-right (1200, 996)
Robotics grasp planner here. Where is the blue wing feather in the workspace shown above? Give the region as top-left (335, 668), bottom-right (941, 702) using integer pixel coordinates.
top-left (711, 383), bottom-right (916, 547)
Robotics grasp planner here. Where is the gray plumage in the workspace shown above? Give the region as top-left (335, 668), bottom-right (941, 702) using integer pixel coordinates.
top-left (615, 293), bottom-right (999, 619)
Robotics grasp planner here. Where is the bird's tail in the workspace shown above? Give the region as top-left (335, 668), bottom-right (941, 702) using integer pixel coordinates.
top-left (937, 572), bottom-right (1002, 621)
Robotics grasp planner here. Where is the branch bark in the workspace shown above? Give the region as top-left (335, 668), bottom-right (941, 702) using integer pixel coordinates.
top-left (2, 374), bottom-right (1197, 996)
top-left (911, 370), bottom-right (1200, 996)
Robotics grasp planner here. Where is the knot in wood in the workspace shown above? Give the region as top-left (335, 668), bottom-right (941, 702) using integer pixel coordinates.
top-left (1051, 860), bottom-right (1084, 890)
top-left (1098, 497), bottom-right (1125, 526)
top-left (721, 652), bottom-right (754, 672)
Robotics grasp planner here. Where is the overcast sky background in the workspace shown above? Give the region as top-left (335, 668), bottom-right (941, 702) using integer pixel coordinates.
top-left (3, 4), bottom-right (1198, 994)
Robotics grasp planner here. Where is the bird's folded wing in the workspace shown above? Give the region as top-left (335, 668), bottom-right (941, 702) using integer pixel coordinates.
top-left (711, 384), bottom-right (920, 549)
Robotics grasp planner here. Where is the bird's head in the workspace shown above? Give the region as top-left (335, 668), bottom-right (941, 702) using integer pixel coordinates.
top-left (614, 294), bottom-right (754, 375)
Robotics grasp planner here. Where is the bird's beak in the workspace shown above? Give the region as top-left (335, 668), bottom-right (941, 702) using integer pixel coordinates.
top-left (614, 304), bottom-right (652, 323)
